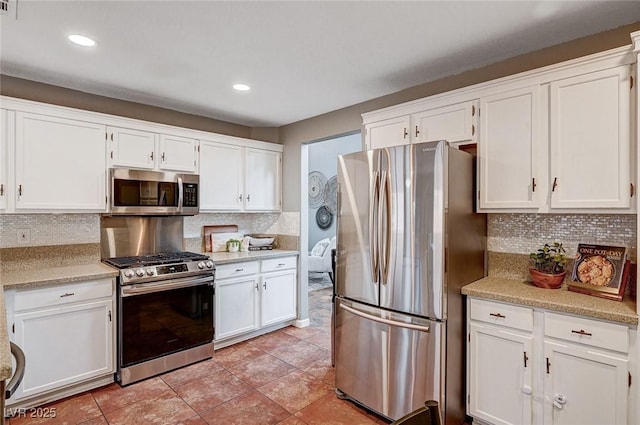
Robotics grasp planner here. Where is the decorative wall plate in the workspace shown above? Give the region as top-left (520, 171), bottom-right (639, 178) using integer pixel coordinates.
top-left (316, 205), bottom-right (333, 230)
top-left (308, 171), bottom-right (327, 208)
top-left (323, 175), bottom-right (338, 214)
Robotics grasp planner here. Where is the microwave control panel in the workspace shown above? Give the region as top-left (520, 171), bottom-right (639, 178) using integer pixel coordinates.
top-left (183, 183), bottom-right (198, 207)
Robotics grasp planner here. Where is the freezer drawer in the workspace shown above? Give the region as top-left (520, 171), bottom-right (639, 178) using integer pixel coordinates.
top-left (334, 298), bottom-right (443, 421)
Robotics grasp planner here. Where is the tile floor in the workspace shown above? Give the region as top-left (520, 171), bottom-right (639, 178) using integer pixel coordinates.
top-left (8, 288), bottom-right (390, 425)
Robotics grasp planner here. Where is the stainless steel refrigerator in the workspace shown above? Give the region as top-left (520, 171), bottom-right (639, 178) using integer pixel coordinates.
top-left (334, 140), bottom-right (486, 424)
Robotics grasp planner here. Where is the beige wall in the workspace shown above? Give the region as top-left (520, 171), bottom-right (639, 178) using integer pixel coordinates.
top-left (279, 21), bottom-right (640, 211)
top-left (0, 74), bottom-right (260, 139)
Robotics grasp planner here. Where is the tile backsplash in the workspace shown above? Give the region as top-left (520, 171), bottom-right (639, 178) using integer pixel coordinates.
top-left (0, 214), bottom-right (100, 248)
top-left (488, 213), bottom-right (637, 260)
top-left (0, 212), bottom-right (301, 249)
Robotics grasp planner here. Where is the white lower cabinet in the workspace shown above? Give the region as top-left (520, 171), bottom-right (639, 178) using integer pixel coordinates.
top-left (467, 298), bottom-right (632, 425)
top-left (215, 274), bottom-right (260, 340)
top-left (214, 256), bottom-right (297, 345)
top-left (6, 278), bottom-right (115, 405)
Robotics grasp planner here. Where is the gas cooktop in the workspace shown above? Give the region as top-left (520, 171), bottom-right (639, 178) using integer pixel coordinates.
top-left (104, 251), bottom-right (209, 269)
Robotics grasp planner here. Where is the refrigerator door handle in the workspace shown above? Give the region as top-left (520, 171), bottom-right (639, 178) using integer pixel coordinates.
top-left (369, 170), bottom-right (381, 283)
top-left (378, 170), bottom-right (391, 284)
top-left (339, 302), bottom-right (431, 333)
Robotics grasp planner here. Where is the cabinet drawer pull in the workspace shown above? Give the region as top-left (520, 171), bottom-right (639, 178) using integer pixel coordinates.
top-left (150, 151), bottom-right (154, 161)
top-left (0, 184), bottom-right (3, 196)
top-left (571, 329), bottom-right (592, 337)
top-left (255, 283), bottom-right (259, 291)
top-left (263, 282), bottom-right (267, 289)
top-left (277, 263), bottom-right (286, 266)
top-left (489, 312), bottom-right (505, 318)
top-left (415, 126), bottom-right (420, 137)
top-left (552, 177), bottom-right (558, 192)
top-left (235, 268), bottom-right (244, 272)
top-left (403, 127), bottom-right (408, 139)
top-left (60, 292), bottom-right (75, 298)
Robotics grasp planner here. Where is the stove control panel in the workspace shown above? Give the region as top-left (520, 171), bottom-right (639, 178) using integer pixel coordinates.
top-left (119, 260), bottom-right (215, 285)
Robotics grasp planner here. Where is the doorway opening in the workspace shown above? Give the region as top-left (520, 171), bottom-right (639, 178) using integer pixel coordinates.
top-left (299, 131), bottom-right (361, 323)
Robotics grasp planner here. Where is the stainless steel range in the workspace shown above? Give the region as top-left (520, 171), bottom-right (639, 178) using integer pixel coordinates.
top-left (101, 216), bottom-right (215, 386)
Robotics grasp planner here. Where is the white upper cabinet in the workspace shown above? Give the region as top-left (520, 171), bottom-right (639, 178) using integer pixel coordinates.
top-left (0, 109), bottom-right (7, 211)
top-left (412, 100), bottom-right (478, 145)
top-left (200, 141), bottom-right (244, 211)
top-left (245, 148), bottom-right (281, 211)
top-left (365, 116), bottom-right (411, 150)
top-left (108, 126), bottom-right (156, 169)
top-left (108, 127), bottom-right (198, 173)
top-left (158, 134), bottom-right (198, 173)
top-left (199, 139), bottom-right (282, 212)
top-left (478, 86), bottom-right (542, 210)
top-left (15, 112), bottom-right (107, 212)
top-left (363, 100), bottom-right (478, 150)
top-left (549, 66), bottom-right (632, 209)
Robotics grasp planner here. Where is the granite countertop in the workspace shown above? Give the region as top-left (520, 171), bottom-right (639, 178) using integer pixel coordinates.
top-left (462, 276), bottom-right (638, 325)
top-left (1, 263), bottom-right (119, 290)
top-left (207, 249), bottom-right (299, 265)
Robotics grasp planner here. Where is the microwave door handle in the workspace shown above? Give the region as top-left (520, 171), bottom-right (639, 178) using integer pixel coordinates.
top-left (177, 175), bottom-right (184, 212)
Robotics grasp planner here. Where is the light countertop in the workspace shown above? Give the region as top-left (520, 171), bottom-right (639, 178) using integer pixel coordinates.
top-left (0, 250), bottom-right (299, 381)
top-left (462, 276), bottom-right (638, 325)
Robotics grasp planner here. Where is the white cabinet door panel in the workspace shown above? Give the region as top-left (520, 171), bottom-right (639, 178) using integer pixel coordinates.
top-left (199, 141), bottom-right (243, 211)
top-left (550, 66), bottom-right (631, 209)
top-left (15, 112), bottom-right (107, 211)
top-left (469, 322), bottom-right (533, 425)
top-left (245, 148), bottom-right (281, 211)
top-left (412, 100), bottom-right (477, 144)
top-left (109, 126), bottom-right (156, 169)
top-left (261, 270), bottom-right (296, 327)
top-left (544, 340), bottom-right (627, 425)
top-left (215, 276), bottom-right (259, 341)
top-left (365, 116), bottom-right (410, 150)
top-left (479, 86), bottom-right (541, 210)
top-left (12, 299), bottom-right (113, 400)
top-left (159, 135), bottom-right (197, 173)
top-left (0, 109), bottom-right (7, 211)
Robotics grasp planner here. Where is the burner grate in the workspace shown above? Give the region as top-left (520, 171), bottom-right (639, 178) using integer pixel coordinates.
top-left (104, 251), bottom-right (209, 269)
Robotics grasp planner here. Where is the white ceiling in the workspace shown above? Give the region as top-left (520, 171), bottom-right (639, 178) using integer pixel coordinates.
top-left (1, 1), bottom-right (639, 127)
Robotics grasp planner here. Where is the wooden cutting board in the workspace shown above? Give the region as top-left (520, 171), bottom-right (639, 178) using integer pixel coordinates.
top-left (203, 225), bottom-right (239, 252)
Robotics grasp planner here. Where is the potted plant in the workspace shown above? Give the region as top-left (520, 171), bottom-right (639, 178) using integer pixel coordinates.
top-left (529, 242), bottom-right (568, 289)
top-left (226, 239), bottom-right (241, 253)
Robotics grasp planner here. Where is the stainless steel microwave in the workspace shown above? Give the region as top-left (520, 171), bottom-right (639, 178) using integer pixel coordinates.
top-left (110, 168), bottom-right (199, 216)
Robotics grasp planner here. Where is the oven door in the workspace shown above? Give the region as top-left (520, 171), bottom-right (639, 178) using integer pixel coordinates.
top-left (119, 274), bottom-right (214, 368)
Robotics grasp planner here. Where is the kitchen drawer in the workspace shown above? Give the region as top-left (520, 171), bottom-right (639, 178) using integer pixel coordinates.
top-left (216, 261), bottom-right (259, 280)
top-left (544, 312), bottom-right (628, 353)
top-left (261, 256), bottom-right (297, 273)
top-left (14, 278), bottom-right (113, 311)
top-left (470, 298), bottom-right (533, 332)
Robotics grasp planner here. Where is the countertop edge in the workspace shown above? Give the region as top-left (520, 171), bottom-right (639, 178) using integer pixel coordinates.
top-left (462, 277), bottom-right (638, 326)
top-left (207, 249), bottom-right (299, 265)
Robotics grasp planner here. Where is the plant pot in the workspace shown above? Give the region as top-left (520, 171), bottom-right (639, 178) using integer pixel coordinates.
top-left (529, 268), bottom-right (566, 289)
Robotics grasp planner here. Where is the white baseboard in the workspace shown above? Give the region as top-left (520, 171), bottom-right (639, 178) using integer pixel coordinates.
top-left (294, 318), bottom-right (310, 328)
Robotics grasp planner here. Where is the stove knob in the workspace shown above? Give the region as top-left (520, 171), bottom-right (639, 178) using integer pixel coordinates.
top-left (146, 268), bottom-right (155, 276)
top-left (135, 269), bottom-right (145, 277)
top-left (124, 270), bottom-right (135, 278)
top-left (205, 261), bottom-right (214, 269)
top-left (197, 262), bottom-right (205, 270)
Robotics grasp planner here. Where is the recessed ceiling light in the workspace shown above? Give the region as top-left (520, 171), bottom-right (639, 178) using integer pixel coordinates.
top-left (233, 83), bottom-right (251, 92)
top-left (68, 34), bottom-right (96, 47)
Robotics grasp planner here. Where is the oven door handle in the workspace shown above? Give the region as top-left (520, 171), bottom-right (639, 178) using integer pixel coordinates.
top-left (121, 275), bottom-right (214, 297)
